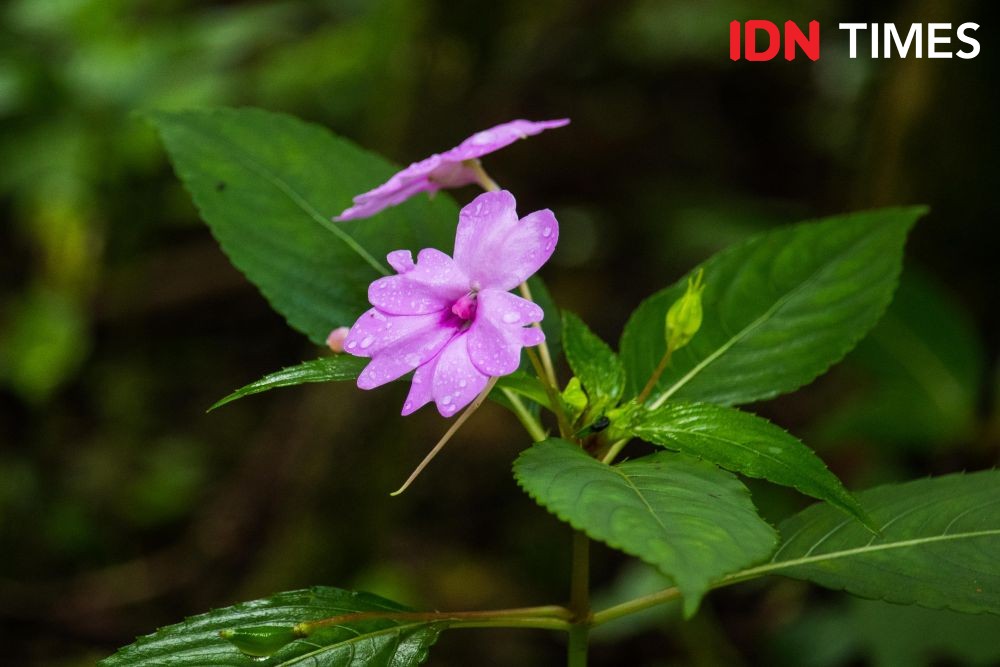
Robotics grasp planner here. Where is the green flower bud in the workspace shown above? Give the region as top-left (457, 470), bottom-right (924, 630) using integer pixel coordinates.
top-left (561, 376), bottom-right (588, 420)
top-left (665, 268), bottom-right (705, 351)
top-left (220, 625), bottom-right (298, 657)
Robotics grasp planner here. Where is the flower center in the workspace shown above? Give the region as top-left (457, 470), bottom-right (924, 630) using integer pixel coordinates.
top-left (451, 292), bottom-right (478, 322)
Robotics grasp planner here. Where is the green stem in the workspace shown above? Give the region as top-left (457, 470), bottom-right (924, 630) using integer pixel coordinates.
top-left (466, 159), bottom-right (501, 193)
top-left (591, 561), bottom-right (782, 627)
top-left (600, 438), bottom-right (630, 465)
top-left (567, 625), bottom-right (589, 666)
top-left (450, 617), bottom-right (572, 631)
top-left (526, 346), bottom-right (573, 438)
top-left (567, 531), bottom-right (591, 666)
top-left (296, 605), bottom-right (573, 636)
top-left (500, 387), bottom-right (547, 441)
top-left (516, 280), bottom-right (559, 388)
top-left (636, 342), bottom-right (675, 405)
top-left (590, 586), bottom-right (681, 627)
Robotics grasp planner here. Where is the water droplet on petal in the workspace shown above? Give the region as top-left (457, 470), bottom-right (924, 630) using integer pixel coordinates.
top-left (347, 341), bottom-right (357, 349)
top-left (502, 312), bottom-right (520, 323)
top-left (459, 379), bottom-right (467, 388)
top-left (405, 353), bottom-right (421, 367)
top-left (360, 335), bottom-right (375, 349)
top-left (441, 395), bottom-right (452, 405)
top-left (542, 227), bottom-right (552, 238)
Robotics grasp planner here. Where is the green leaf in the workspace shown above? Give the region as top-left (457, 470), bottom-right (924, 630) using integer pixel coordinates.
top-left (147, 107), bottom-right (457, 345)
top-left (210, 356), bottom-right (367, 411)
top-left (562, 311), bottom-right (625, 409)
top-left (817, 269), bottom-right (985, 447)
top-left (514, 439), bottom-right (777, 616)
top-left (626, 402), bottom-right (873, 529)
top-left (100, 586), bottom-right (440, 666)
top-left (619, 207), bottom-right (925, 406)
top-left (738, 470), bottom-right (1000, 614)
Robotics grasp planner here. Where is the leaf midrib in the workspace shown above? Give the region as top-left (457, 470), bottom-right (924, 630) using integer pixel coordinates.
top-left (730, 528), bottom-right (1000, 581)
top-left (280, 621), bottom-right (434, 666)
top-left (649, 225), bottom-right (891, 408)
top-left (164, 112), bottom-right (389, 276)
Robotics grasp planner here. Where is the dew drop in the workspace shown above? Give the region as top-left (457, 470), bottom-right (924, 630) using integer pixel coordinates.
top-left (405, 353), bottom-right (421, 367)
top-left (441, 395), bottom-right (453, 405)
top-left (502, 312), bottom-right (520, 323)
top-left (360, 335), bottom-right (375, 349)
top-left (542, 227), bottom-right (552, 238)
top-left (347, 341), bottom-right (357, 349)
top-left (459, 379), bottom-right (467, 388)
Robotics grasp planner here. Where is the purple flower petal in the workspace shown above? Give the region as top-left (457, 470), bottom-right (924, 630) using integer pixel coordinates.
top-left (357, 329), bottom-right (459, 390)
top-left (466, 289), bottom-right (545, 376)
top-left (431, 334), bottom-right (490, 417)
top-left (386, 250), bottom-right (416, 273)
top-left (333, 119), bottom-right (569, 221)
top-left (454, 191), bottom-right (559, 291)
top-left (443, 118), bottom-right (570, 163)
top-left (345, 309), bottom-right (460, 389)
top-left (401, 352), bottom-right (438, 416)
top-left (369, 248), bottom-right (469, 315)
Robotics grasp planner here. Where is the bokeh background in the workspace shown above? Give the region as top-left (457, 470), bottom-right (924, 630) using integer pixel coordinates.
top-left (1, 0), bottom-right (997, 665)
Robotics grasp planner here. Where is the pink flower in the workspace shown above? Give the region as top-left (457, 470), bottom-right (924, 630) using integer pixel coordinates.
top-left (343, 190), bottom-right (559, 416)
top-left (334, 119), bottom-right (569, 221)
top-left (325, 326), bottom-right (350, 353)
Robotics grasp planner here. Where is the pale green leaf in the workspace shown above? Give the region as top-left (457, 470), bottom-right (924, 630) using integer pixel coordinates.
top-left (514, 439), bottom-right (777, 616)
top-left (99, 586), bottom-right (440, 666)
top-left (620, 207), bottom-right (925, 406)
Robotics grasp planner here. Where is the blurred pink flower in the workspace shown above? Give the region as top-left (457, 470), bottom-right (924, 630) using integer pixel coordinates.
top-left (325, 326), bottom-right (350, 353)
top-left (343, 190), bottom-right (559, 416)
top-left (334, 119), bottom-right (569, 221)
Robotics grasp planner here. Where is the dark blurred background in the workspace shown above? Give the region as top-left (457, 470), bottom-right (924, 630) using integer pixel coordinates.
top-left (1, 0), bottom-right (997, 665)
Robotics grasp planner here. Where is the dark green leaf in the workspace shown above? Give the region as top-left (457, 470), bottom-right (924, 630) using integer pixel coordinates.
top-left (620, 207), bottom-right (925, 406)
top-left (817, 269), bottom-right (985, 447)
top-left (210, 356), bottom-right (367, 411)
top-left (739, 470), bottom-right (1000, 614)
top-left (100, 586), bottom-right (440, 666)
top-left (626, 402), bottom-right (873, 529)
top-left (514, 439), bottom-right (777, 616)
top-left (562, 311), bottom-right (625, 409)
top-left (148, 107), bottom-right (457, 345)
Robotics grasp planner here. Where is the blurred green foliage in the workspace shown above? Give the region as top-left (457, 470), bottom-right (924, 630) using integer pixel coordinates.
top-left (1, 0), bottom-right (996, 665)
